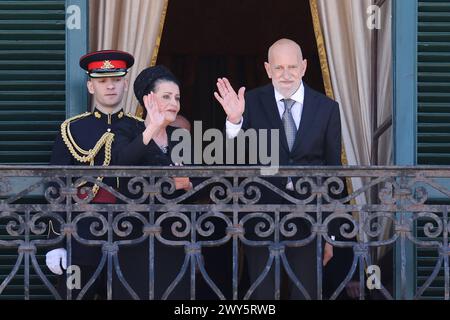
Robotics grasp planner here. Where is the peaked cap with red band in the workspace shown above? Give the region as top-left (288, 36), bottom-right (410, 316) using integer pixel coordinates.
top-left (79, 50), bottom-right (134, 78)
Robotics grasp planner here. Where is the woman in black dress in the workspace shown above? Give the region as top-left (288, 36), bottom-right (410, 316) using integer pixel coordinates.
top-left (112, 65), bottom-right (193, 299)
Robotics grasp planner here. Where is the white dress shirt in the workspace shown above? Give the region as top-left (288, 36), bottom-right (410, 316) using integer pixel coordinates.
top-left (225, 82), bottom-right (305, 139)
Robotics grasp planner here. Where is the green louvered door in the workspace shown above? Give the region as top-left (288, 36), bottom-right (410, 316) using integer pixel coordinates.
top-left (0, 0), bottom-right (66, 165)
top-left (0, 0), bottom-right (66, 299)
top-left (416, 0), bottom-right (450, 300)
top-left (418, 0), bottom-right (450, 165)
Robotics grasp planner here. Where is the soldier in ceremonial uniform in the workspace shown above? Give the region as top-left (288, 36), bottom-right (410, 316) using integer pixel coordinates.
top-left (45, 50), bottom-right (144, 299)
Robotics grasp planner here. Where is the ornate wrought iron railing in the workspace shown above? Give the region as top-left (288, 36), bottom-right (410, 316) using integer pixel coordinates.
top-left (0, 166), bottom-right (449, 300)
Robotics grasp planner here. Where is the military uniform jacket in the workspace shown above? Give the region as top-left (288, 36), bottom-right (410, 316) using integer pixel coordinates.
top-left (49, 108), bottom-right (143, 266)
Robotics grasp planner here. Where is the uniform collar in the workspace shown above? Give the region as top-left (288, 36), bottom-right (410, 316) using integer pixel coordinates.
top-left (93, 107), bottom-right (125, 124)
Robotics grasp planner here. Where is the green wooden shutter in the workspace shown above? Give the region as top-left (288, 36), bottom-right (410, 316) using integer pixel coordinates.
top-left (0, 0), bottom-right (66, 299)
top-left (416, 205), bottom-right (446, 300)
top-left (416, 0), bottom-right (450, 300)
top-left (417, 0), bottom-right (450, 165)
top-left (0, 0), bottom-right (66, 165)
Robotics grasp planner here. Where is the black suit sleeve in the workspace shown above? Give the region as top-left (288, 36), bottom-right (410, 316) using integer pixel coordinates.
top-left (325, 102), bottom-right (342, 166)
top-left (113, 121), bottom-right (150, 165)
top-left (241, 92), bottom-right (252, 131)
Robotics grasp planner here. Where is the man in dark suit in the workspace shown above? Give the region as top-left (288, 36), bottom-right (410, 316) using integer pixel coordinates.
top-left (214, 38), bottom-right (341, 299)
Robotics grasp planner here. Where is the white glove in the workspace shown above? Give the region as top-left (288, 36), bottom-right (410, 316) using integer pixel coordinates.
top-left (46, 248), bottom-right (67, 275)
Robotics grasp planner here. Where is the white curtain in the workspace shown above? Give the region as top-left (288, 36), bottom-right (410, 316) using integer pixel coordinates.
top-left (315, 0), bottom-right (393, 198)
top-left (89, 0), bottom-right (168, 115)
top-left (315, 0), bottom-right (393, 252)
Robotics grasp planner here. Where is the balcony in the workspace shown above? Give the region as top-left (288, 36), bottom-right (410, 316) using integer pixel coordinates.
top-left (0, 165), bottom-right (449, 300)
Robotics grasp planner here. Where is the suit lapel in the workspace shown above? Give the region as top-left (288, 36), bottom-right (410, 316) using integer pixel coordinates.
top-left (260, 85), bottom-right (289, 153)
top-left (291, 84), bottom-right (318, 154)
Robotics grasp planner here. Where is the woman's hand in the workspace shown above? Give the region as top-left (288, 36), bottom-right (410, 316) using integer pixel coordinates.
top-left (173, 177), bottom-right (192, 191)
top-left (172, 163), bottom-right (193, 191)
top-left (144, 92), bottom-right (165, 130)
top-left (142, 92), bottom-right (165, 145)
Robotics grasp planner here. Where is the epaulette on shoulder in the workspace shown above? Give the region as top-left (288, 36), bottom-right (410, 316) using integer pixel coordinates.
top-left (60, 111), bottom-right (114, 169)
top-left (61, 112), bottom-right (92, 128)
top-left (125, 113), bottom-right (144, 122)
